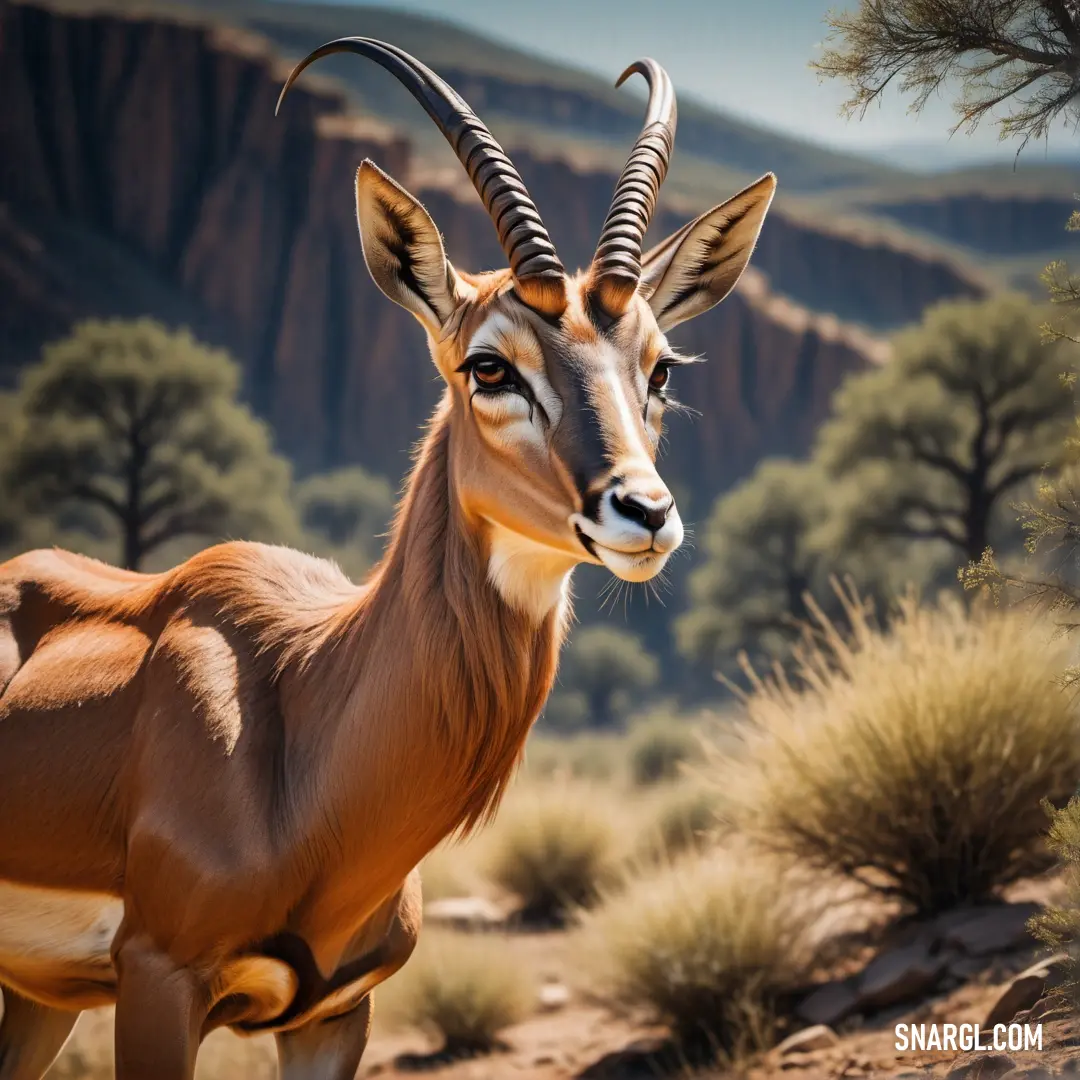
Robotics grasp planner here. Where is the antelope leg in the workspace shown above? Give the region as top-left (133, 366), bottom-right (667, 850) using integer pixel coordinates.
top-left (275, 995), bottom-right (375, 1080)
top-left (0, 986), bottom-right (79, 1080)
top-left (113, 939), bottom-right (208, 1080)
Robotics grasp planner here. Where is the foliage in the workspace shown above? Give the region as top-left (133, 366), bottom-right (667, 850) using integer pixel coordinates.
top-left (627, 714), bottom-right (702, 786)
top-left (676, 459), bottom-right (835, 667)
top-left (1042, 205), bottom-right (1080, 348)
top-left (588, 854), bottom-right (822, 1058)
top-left (813, 0), bottom-right (1080, 150)
top-left (1030, 797), bottom-right (1080, 1003)
top-left (382, 931), bottom-right (531, 1055)
top-left (484, 785), bottom-right (620, 925)
top-left (959, 441), bottom-right (1080, 655)
top-left (713, 586), bottom-right (1080, 916)
top-left (816, 295), bottom-right (1073, 566)
top-left (2, 319), bottom-right (298, 569)
top-left (296, 465), bottom-right (394, 579)
top-left (558, 626), bottom-right (659, 729)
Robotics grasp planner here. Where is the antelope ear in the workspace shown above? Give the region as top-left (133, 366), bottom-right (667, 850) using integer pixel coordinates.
top-left (639, 173), bottom-right (776, 332)
top-left (355, 160), bottom-right (466, 334)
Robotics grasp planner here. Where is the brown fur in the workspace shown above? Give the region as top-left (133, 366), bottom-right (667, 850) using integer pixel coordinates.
top-left (0, 398), bottom-right (559, 1062)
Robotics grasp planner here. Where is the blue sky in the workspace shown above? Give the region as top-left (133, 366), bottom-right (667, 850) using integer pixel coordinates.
top-left (278, 0), bottom-right (1076, 168)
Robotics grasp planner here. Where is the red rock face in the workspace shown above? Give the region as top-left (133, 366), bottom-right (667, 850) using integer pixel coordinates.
top-left (0, 2), bottom-right (965, 508)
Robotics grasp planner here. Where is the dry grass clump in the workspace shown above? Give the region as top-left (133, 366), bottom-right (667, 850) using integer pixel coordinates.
top-left (627, 715), bottom-right (702, 786)
top-left (588, 854), bottom-right (822, 1060)
top-left (484, 784), bottom-right (621, 925)
top-left (380, 931), bottom-right (532, 1055)
top-left (715, 589), bottom-right (1080, 916)
top-left (639, 785), bottom-right (720, 862)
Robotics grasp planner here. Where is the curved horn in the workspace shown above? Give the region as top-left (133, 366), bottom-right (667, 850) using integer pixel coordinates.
top-left (590, 59), bottom-right (677, 316)
top-left (277, 38), bottom-right (566, 314)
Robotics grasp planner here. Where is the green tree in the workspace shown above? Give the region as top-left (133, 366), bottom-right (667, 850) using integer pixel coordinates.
top-left (814, 0), bottom-right (1080, 149)
top-left (815, 295), bottom-right (1073, 567)
top-left (559, 626), bottom-right (659, 729)
top-left (4, 318), bottom-right (298, 570)
top-left (1043, 205), bottom-right (1080, 348)
top-left (676, 459), bottom-right (834, 667)
top-left (296, 465), bottom-right (394, 579)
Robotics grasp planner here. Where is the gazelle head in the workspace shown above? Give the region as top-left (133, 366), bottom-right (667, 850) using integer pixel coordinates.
top-left (279, 40), bottom-right (775, 619)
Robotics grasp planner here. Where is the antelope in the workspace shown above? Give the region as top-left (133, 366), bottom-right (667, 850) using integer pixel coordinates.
top-left (0, 37), bottom-right (775, 1080)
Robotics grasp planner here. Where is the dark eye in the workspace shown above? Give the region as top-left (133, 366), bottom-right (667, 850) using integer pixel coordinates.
top-left (470, 355), bottom-right (511, 389)
top-left (649, 363), bottom-right (671, 392)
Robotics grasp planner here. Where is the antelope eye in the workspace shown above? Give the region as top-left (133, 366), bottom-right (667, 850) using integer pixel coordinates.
top-left (649, 363), bottom-right (671, 391)
top-left (472, 356), bottom-right (509, 387)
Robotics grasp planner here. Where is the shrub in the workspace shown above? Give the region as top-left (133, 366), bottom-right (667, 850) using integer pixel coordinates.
top-left (714, 588), bottom-right (1080, 916)
top-left (1030, 796), bottom-right (1080, 1002)
top-left (628, 716), bottom-right (701, 786)
top-left (484, 785), bottom-right (620, 925)
top-left (382, 931), bottom-right (531, 1055)
top-left (640, 786), bottom-right (720, 862)
top-left (559, 625), bottom-right (660, 728)
top-left (588, 854), bottom-right (821, 1059)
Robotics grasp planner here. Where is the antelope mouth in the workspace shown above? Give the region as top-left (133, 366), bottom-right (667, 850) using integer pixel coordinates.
top-left (574, 524), bottom-right (600, 560)
top-left (574, 523), bottom-right (671, 582)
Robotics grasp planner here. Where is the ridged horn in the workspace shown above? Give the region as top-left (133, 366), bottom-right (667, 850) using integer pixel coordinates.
top-left (276, 38), bottom-right (567, 314)
top-left (590, 59), bottom-right (677, 316)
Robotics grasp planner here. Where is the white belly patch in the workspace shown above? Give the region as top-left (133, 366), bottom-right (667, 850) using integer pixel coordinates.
top-left (0, 881), bottom-right (122, 977)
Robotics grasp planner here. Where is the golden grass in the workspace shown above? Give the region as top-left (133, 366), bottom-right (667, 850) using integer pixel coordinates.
top-left (586, 852), bottom-right (823, 1060)
top-left (377, 930), bottom-right (533, 1055)
top-left (714, 589), bottom-right (1080, 916)
top-left (483, 782), bottom-right (623, 926)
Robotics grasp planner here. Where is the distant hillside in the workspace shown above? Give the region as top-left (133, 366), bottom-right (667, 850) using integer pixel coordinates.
top-left (38, 0), bottom-right (909, 195)
top-left (0, 0), bottom-right (911, 497)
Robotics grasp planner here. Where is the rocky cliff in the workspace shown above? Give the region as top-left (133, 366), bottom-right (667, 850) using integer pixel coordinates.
top-left (0, 1), bottom-right (956, 509)
top-left (867, 193), bottom-right (1080, 257)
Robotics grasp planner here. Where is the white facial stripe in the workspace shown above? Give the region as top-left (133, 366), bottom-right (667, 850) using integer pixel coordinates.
top-left (595, 354), bottom-right (652, 466)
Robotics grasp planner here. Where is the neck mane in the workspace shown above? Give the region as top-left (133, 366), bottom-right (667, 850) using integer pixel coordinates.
top-left (290, 396), bottom-right (568, 853)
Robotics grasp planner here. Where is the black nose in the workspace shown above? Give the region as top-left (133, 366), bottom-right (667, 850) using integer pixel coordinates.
top-left (611, 492), bottom-right (673, 532)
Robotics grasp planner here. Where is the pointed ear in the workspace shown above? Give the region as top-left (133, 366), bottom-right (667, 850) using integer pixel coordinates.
top-left (355, 160), bottom-right (466, 335)
top-left (639, 173), bottom-right (776, 332)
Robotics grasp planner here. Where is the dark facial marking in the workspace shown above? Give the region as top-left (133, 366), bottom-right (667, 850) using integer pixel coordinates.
top-left (543, 340), bottom-right (611, 501)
